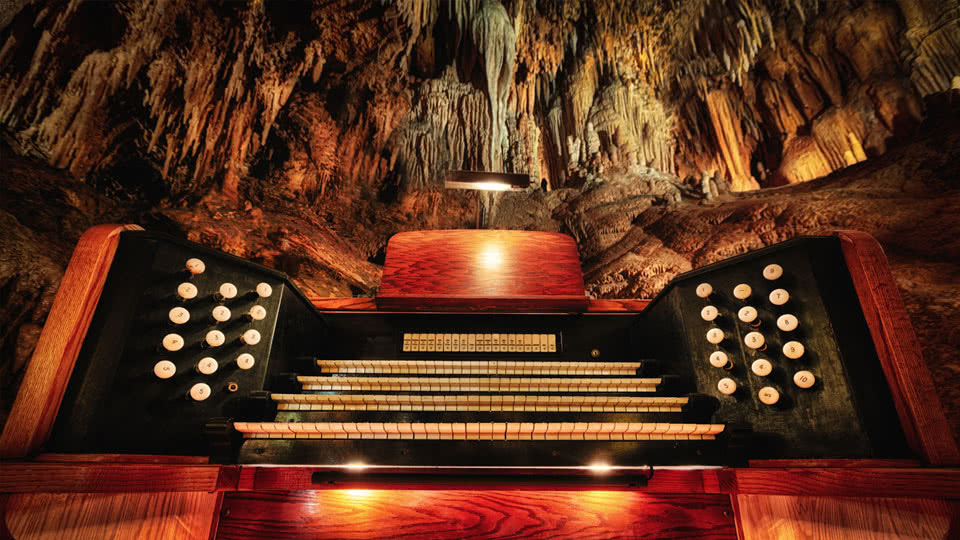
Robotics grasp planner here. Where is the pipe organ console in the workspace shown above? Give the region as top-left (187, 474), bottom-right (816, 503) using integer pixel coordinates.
top-left (1, 226), bottom-right (957, 538)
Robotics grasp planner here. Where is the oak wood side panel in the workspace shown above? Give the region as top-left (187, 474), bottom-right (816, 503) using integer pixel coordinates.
top-left (0, 224), bottom-right (142, 459)
top-left (216, 490), bottom-right (736, 540)
top-left (4, 492), bottom-right (220, 540)
top-left (719, 468), bottom-right (960, 499)
top-left (735, 495), bottom-right (959, 540)
top-left (0, 463), bottom-right (223, 493)
top-left (837, 230), bottom-right (960, 465)
top-left (377, 230), bottom-right (588, 312)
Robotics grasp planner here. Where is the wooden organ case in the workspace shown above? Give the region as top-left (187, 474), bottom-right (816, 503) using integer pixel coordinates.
top-left (1, 225), bottom-right (958, 539)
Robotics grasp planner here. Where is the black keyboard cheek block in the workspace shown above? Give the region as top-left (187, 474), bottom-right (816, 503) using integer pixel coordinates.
top-left (49, 231), bottom-right (323, 456)
top-left (46, 232), bottom-right (911, 466)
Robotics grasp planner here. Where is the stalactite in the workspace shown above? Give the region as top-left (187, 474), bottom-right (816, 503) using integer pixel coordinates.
top-left (470, 0), bottom-right (516, 172)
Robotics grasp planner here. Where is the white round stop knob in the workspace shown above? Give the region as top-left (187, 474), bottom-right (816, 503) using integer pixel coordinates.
top-left (701, 305), bottom-right (719, 321)
top-left (197, 357), bottom-right (218, 375)
top-left (783, 341), bottom-right (805, 359)
top-left (211, 305), bottom-right (231, 322)
top-left (769, 288), bottom-right (790, 306)
top-left (696, 283), bottom-right (713, 298)
top-left (205, 330), bottom-right (225, 347)
top-left (763, 264), bottom-right (783, 280)
top-left (241, 329), bottom-right (261, 345)
top-left (218, 283), bottom-right (238, 299)
top-left (709, 351), bottom-right (731, 369)
top-left (717, 377), bottom-right (737, 395)
top-left (154, 360), bottom-right (176, 379)
top-left (751, 358), bottom-right (773, 377)
top-left (744, 331), bottom-right (765, 349)
top-left (248, 305), bottom-right (267, 321)
top-left (758, 386), bottom-right (780, 405)
top-left (733, 284), bottom-right (752, 300)
top-left (236, 353), bottom-right (255, 370)
top-left (706, 328), bottom-right (725, 344)
top-left (162, 333), bottom-right (184, 352)
top-left (256, 283), bottom-right (273, 298)
top-left (168, 307), bottom-right (190, 325)
top-left (185, 258), bottom-right (206, 275)
top-left (189, 382), bottom-right (211, 401)
top-left (794, 370), bottom-right (816, 388)
top-left (777, 314), bottom-right (799, 332)
top-left (738, 306), bottom-right (758, 324)
top-left (177, 282), bottom-right (198, 301)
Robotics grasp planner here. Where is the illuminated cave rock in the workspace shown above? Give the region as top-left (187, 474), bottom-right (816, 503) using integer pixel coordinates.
top-left (1, 0), bottom-right (960, 433)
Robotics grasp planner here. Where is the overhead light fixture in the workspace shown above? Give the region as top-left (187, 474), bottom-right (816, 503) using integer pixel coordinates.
top-left (444, 170), bottom-right (531, 192)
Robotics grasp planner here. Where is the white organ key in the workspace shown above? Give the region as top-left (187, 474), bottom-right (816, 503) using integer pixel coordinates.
top-left (177, 282), bottom-right (198, 301)
top-left (162, 333), bottom-right (184, 352)
top-left (758, 386), bottom-right (780, 405)
top-left (733, 283), bottom-right (752, 300)
top-left (709, 351), bottom-right (731, 369)
top-left (793, 370), bottom-right (816, 389)
top-left (763, 264), bottom-right (783, 281)
top-left (783, 341), bottom-right (805, 359)
top-left (706, 328), bottom-right (725, 344)
top-left (769, 288), bottom-right (790, 306)
top-left (236, 353), bottom-right (255, 370)
top-left (701, 305), bottom-right (719, 322)
top-left (189, 382), bottom-right (211, 401)
top-left (737, 306), bottom-right (758, 324)
top-left (744, 331), bottom-right (765, 349)
top-left (218, 283), bottom-right (238, 300)
top-left (169, 307), bottom-right (190, 325)
top-left (717, 377), bottom-right (737, 395)
top-left (212, 305), bottom-right (231, 322)
top-left (185, 258), bottom-right (206, 275)
top-left (248, 305), bottom-right (267, 321)
top-left (751, 358), bottom-right (773, 377)
top-left (154, 360), bottom-right (176, 379)
top-left (241, 329), bottom-right (261, 346)
top-left (256, 282), bottom-right (273, 298)
top-left (197, 357), bottom-right (219, 375)
top-left (777, 314), bottom-right (799, 332)
top-left (205, 330), bottom-right (225, 347)
top-left (696, 283), bottom-right (713, 298)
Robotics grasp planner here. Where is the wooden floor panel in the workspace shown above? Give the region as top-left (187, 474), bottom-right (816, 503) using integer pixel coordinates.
top-left (736, 495), bottom-right (960, 540)
top-left (4, 492), bottom-right (220, 540)
top-left (217, 490), bottom-right (736, 539)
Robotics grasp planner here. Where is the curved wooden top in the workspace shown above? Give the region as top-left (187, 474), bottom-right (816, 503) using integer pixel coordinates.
top-left (376, 230), bottom-right (588, 312)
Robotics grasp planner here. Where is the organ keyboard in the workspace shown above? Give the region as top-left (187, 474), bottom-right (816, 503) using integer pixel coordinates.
top-left (1, 227), bottom-right (957, 480)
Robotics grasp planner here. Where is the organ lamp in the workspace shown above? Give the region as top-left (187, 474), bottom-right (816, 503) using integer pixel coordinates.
top-left (444, 170), bottom-right (531, 228)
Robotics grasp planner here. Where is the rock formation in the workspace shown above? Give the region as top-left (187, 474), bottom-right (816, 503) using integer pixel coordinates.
top-left (1, 0), bottom-right (960, 437)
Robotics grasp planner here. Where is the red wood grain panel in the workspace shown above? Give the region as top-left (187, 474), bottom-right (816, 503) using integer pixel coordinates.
top-left (0, 463), bottom-right (223, 493)
top-left (216, 490), bottom-right (736, 539)
top-left (0, 224), bottom-right (142, 459)
top-left (310, 297), bottom-right (378, 311)
top-left (376, 230), bottom-right (588, 312)
top-left (718, 467), bottom-right (960, 499)
top-left (836, 230), bottom-right (960, 465)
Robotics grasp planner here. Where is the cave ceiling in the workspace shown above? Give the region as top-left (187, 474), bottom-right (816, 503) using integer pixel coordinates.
top-left (1, 0), bottom-right (960, 436)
